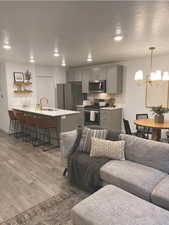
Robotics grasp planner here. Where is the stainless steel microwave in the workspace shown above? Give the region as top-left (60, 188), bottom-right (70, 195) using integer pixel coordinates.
top-left (89, 80), bottom-right (106, 93)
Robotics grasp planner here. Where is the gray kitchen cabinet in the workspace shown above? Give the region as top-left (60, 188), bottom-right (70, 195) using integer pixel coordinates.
top-left (61, 114), bottom-right (81, 132)
top-left (100, 108), bottom-right (122, 132)
top-left (91, 66), bottom-right (107, 80)
top-left (82, 69), bottom-right (91, 93)
top-left (106, 65), bottom-right (123, 94)
top-left (67, 69), bottom-right (75, 82)
top-left (76, 106), bottom-right (84, 126)
top-left (67, 69), bottom-right (82, 82)
top-left (74, 70), bottom-right (82, 82)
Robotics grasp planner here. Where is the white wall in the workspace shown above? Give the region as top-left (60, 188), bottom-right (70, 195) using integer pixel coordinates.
top-left (120, 54), bottom-right (169, 131)
top-left (0, 63), bottom-right (9, 132)
top-left (35, 65), bottom-right (66, 107)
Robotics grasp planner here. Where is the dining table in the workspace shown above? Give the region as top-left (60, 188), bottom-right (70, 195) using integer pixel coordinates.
top-left (134, 118), bottom-right (169, 141)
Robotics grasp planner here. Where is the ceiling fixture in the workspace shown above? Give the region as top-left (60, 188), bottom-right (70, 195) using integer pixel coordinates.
top-left (3, 42), bottom-right (11, 50)
top-left (29, 56), bottom-right (35, 63)
top-left (87, 54), bottom-right (93, 62)
top-left (54, 48), bottom-right (60, 57)
top-left (61, 58), bottom-right (66, 67)
top-left (134, 47), bottom-right (169, 83)
top-left (113, 35), bottom-right (123, 42)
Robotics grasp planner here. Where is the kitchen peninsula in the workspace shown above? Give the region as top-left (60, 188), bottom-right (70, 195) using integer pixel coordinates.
top-left (12, 106), bottom-right (80, 147)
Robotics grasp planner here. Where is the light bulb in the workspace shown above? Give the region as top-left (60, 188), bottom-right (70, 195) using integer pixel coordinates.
top-left (134, 70), bottom-right (144, 80)
top-left (113, 35), bottom-right (123, 41)
top-left (163, 72), bottom-right (169, 81)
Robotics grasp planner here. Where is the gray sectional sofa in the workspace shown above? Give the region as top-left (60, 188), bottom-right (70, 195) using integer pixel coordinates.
top-left (61, 132), bottom-right (169, 224)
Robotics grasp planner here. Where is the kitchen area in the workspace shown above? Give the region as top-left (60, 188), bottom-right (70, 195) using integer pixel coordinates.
top-left (57, 63), bottom-right (123, 132)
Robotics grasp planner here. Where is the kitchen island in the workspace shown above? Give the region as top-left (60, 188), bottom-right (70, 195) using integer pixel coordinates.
top-left (12, 106), bottom-right (80, 148)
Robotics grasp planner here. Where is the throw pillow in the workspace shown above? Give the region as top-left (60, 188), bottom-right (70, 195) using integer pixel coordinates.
top-left (78, 127), bottom-right (107, 153)
top-left (90, 137), bottom-right (125, 160)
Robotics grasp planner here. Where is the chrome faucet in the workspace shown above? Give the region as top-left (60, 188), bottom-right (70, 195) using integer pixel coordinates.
top-left (40, 97), bottom-right (48, 110)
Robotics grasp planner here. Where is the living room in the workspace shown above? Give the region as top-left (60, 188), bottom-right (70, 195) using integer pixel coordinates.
top-left (1, 1), bottom-right (169, 225)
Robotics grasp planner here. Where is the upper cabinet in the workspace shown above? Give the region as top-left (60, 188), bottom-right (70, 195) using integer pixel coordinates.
top-left (91, 66), bottom-right (107, 81)
top-left (66, 64), bottom-right (123, 94)
top-left (67, 69), bottom-right (82, 82)
top-left (81, 69), bottom-right (91, 93)
top-left (106, 65), bottom-right (123, 94)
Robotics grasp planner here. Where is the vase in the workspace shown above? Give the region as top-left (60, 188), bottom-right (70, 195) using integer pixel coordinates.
top-left (154, 114), bottom-right (164, 123)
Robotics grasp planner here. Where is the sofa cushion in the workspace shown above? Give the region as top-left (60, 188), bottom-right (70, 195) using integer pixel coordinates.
top-left (71, 185), bottom-right (169, 225)
top-left (90, 137), bottom-right (125, 160)
top-left (78, 127), bottom-right (107, 153)
top-left (151, 176), bottom-right (169, 211)
top-left (100, 160), bottom-right (167, 201)
top-left (120, 134), bottom-right (169, 173)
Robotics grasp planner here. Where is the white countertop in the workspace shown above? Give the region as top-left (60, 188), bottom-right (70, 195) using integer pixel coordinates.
top-left (12, 106), bottom-right (79, 117)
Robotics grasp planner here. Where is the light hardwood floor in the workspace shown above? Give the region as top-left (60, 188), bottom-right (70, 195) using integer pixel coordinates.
top-left (0, 130), bottom-right (67, 223)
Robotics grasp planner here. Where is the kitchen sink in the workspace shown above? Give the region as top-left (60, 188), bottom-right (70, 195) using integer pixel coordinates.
top-left (42, 108), bottom-right (58, 111)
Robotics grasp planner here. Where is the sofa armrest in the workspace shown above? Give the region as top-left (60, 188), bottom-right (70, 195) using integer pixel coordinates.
top-left (60, 130), bottom-right (78, 168)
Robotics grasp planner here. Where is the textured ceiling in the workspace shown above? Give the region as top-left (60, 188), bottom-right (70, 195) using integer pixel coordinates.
top-left (0, 1), bottom-right (169, 66)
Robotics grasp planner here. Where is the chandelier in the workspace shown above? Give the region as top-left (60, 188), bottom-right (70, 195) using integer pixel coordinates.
top-left (134, 47), bottom-right (169, 82)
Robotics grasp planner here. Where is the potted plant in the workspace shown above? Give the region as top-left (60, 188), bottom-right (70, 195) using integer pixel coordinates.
top-left (24, 70), bottom-right (32, 83)
top-left (151, 105), bottom-right (169, 123)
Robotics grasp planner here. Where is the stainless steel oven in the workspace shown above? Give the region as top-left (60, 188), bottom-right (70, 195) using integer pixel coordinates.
top-left (84, 106), bottom-right (100, 126)
top-left (89, 80), bottom-right (106, 93)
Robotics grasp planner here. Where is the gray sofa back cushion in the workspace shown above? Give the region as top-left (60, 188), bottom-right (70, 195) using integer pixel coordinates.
top-left (120, 134), bottom-right (169, 173)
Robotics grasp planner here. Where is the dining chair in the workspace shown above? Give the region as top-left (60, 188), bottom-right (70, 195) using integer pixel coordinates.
top-left (123, 119), bottom-right (132, 135)
top-left (136, 114), bottom-right (152, 139)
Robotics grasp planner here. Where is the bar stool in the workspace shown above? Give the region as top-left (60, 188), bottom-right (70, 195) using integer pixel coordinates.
top-left (13, 111), bottom-right (26, 138)
top-left (24, 115), bottom-right (39, 146)
top-left (36, 116), bottom-right (58, 151)
top-left (8, 110), bottom-right (18, 135)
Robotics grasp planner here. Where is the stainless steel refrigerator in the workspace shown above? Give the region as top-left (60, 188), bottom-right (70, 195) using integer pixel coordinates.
top-left (56, 82), bottom-right (83, 110)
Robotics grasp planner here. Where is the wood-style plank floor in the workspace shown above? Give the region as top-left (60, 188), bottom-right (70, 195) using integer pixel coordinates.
top-left (0, 130), bottom-right (66, 223)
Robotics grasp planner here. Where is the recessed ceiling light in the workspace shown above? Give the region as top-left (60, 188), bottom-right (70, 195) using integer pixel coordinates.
top-left (62, 59), bottom-right (66, 67)
top-left (3, 43), bottom-right (11, 50)
top-left (87, 57), bottom-right (92, 62)
top-left (54, 52), bottom-right (60, 57)
top-left (29, 56), bottom-right (35, 63)
top-left (87, 53), bottom-right (93, 62)
top-left (113, 35), bottom-right (123, 41)
top-left (54, 49), bottom-right (60, 57)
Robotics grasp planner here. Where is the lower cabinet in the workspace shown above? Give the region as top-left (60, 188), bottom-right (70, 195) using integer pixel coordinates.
top-left (61, 113), bottom-right (81, 132)
top-left (100, 108), bottom-right (122, 132)
top-left (76, 106), bottom-right (84, 126)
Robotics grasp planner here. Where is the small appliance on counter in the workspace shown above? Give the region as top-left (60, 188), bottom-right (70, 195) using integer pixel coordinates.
top-left (82, 100), bottom-right (91, 106)
top-left (106, 97), bottom-right (116, 107)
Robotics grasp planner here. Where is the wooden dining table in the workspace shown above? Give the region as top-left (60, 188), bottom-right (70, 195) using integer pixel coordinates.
top-left (134, 118), bottom-right (169, 141)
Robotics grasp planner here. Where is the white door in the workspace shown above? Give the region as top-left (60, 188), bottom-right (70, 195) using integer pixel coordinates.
top-left (36, 76), bottom-right (55, 107)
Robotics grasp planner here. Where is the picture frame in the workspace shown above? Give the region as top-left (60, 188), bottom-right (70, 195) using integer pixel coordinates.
top-left (13, 72), bottom-right (24, 83)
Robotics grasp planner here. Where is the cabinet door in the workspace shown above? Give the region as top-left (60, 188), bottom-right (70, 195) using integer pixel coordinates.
top-left (106, 65), bottom-right (123, 94)
top-left (74, 70), bottom-right (82, 82)
top-left (67, 69), bottom-right (75, 82)
top-left (76, 106), bottom-right (84, 126)
top-left (61, 114), bottom-right (81, 132)
top-left (82, 69), bottom-right (90, 93)
top-left (91, 66), bottom-right (107, 80)
top-left (100, 109), bottom-right (122, 132)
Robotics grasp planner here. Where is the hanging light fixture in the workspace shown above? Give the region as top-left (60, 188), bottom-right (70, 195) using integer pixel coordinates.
top-left (134, 47), bottom-right (169, 83)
